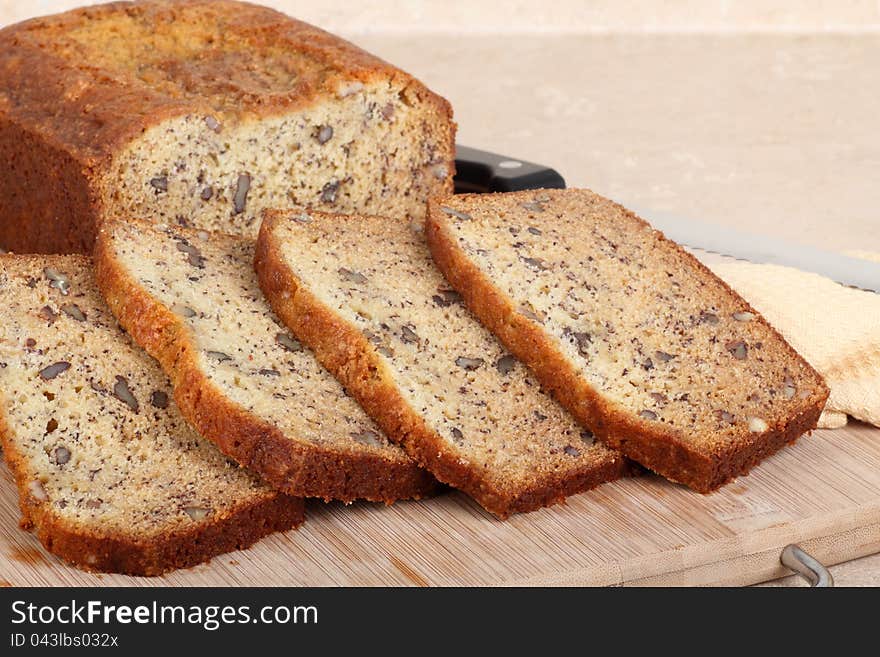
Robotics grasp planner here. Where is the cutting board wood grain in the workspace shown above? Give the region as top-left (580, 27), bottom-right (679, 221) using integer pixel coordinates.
top-left (2, 423), bottom-right (879, 587)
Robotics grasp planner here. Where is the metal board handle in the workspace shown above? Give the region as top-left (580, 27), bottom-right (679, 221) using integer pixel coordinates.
top-left (780, 544), bottom-right (834, 587)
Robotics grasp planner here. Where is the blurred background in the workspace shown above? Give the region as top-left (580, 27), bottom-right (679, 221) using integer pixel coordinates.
top-left (2, 1), bottom-right (878, 252)
top-left (5, 1), bottom-right (880, 32)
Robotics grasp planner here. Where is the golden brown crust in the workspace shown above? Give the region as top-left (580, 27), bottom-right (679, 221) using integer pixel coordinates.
top-left (0, 0), bottom-right (455, 253)
top-left (425, 193), bottom-right (829, 492)
top-left (0, 371), bottom-right (304, 578)
top-left (0, 126), bottom-right (101, 254)
top-left (0, 0), bottom-right (443, 165)
top-left (255, 211), bottom-right (630, 518)
top-left (93, 223), bottom-right (435, 504)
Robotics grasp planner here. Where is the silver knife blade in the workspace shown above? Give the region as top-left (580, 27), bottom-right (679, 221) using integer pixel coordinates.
top-left (628, 205), bottom-right (880, 293)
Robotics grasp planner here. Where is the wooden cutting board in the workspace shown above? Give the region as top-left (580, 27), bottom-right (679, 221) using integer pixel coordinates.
top-left (2, 422), bottom-right (879, 587)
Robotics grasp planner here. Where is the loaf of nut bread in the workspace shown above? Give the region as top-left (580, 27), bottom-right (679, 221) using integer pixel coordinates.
top-left (95, 218), bottom-right (434, 503)
top-left (0, 255), bottom-right (304, 575)
top-left (255, 210), bottom-right (630, 518)
top-left (425, 189), bottom-right (829, 492)
top-left (0, 0), bottom-right (454, 254)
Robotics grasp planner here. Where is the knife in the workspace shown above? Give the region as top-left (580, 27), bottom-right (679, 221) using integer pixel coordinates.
top-left (454, 145), bottom-right (565, 194)
top-left (454, 145), bottom-right (879, 293)
top-left (625, 205), bottom-right (880, 294)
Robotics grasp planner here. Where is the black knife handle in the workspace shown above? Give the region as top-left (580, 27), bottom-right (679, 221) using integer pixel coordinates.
top-left (454, 145), bottom-right (566, 194)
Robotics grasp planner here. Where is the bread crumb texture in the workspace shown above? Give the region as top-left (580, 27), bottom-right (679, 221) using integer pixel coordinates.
top-left (97, 219), bottom-right (432, 502)
top-left (426, 189), bottom-right (828, 490)
top-left (0, 254), bottom-right (303, 574)
top-left (260, 211), bottom-right (629, 516)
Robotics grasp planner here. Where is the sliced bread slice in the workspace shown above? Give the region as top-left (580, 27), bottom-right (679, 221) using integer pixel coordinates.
top-left (94, 219), bottom-right (434, 503)
top-left (0, 255), bottom-right (303, 575)
top-left (425, 189), bottom-right (829, 492)
top-left (255, 210), bottom-right (630, 519)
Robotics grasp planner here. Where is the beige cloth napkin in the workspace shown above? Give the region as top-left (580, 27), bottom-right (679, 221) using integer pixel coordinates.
top-left (706, 252), bottom-right (880, 429)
